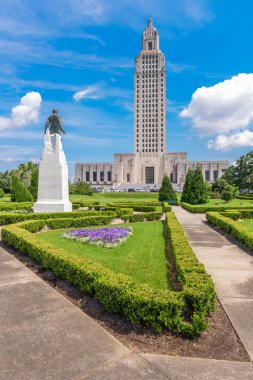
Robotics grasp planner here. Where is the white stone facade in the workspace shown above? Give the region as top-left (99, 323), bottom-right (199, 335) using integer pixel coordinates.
top-left (75, 19), bottom-right (229, 187)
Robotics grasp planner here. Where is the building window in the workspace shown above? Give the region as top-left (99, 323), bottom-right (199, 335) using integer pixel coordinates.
top-left (93, 172), bottom-right (97, 182)
top-left (100, 171), bottom-right (104, 182)
top-left (148, 42), bottom-right (152, 50)
top-left (107, 171), bottom-right (112, 182)
top-left (127, 173), bottom-right (130, 182)
top-left (205, 170), bottom-right (210, 181)
top-left (85, 172), bottom-right (90, 182)
top-left (213, 170), bottom-right (218, 181)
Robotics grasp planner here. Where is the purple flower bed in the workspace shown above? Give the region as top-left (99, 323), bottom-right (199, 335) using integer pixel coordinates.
top-left (62, 226), bottom-right (133, 248)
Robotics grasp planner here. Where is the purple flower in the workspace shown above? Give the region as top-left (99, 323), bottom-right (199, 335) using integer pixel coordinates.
top-left (63, 226), bottom-right (132, 248)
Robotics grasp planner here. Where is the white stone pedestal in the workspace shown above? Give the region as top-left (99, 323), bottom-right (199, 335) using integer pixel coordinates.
top-left (34, 131), bottom-right (72, 213)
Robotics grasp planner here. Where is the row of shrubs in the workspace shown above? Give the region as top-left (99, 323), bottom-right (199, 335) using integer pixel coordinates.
top-left (93, 206), bottom-right (133, 217)
top-left (236, 194), bottom-right (253, 200)
top-left (206, 212), bottom-right (253, 250)
top-left (181, 202), bottom-right (253, 213)
top-left (1, 212), bottom-right (214, 337)
top-left (0, 210), bottom-right (116, 225)
top-left (0, 202), bottom-right (33, 211)
top-left (111, 200), bottom-right (162, 206)
top-left (220, 209), bottom-right (253, 220)
top-left (166, 212), bottom-right (216, 331)
top-left (121, 212), bottom-right (162, 222)
top-left (106, 203), bottom-right (157, 212)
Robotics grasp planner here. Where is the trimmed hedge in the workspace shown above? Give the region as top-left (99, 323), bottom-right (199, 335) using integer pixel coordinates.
top-left (181, 202), bottom-right (253, 214)
top-left (107, 203), bottom-right (156, 212)
top-left (93, 206), bottom-right (133, 217)
top-left (121, 212), bottom-right (162, 222)
top-left (0, 202), bottom-right (33, 211)
top-left (166, 212), bottom-right (216, 323)
top-left (111, 200), bottom-right (162, 206)
top-left (206, 212), bottom-right (253, 250)
top-left (163, 205), bottom-right (172, 212)
top-left (236, 194), bottom-right (253, 200)
top-left (0, 210), bottom-right (116, 225)
top-left (1, 213), bottom-right (215, 337)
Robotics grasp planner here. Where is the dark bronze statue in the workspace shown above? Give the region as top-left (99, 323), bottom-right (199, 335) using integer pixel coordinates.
top-left (45, 109), bottom-right (65, 135)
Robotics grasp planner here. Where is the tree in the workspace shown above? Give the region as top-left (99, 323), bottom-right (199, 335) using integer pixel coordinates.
top-left (16, 161), bottom-right (39, 187)
top-left (74, 181), bottom-right (93, 196)
top-left (181, 167), bottom-right (209, 205)
top-left (181, 168), bottom-right (194, 203)
top-left (29, 167), bottom-right (39, 201)
top-left (11, 175), bottom-right (33, 202)
top-left (221, 185), bottom-right (237, 203)
top-left (211, 178), bottom-right (230, 194)
top-left (158, 175), bottom-right (177, 202)
top-left (189, 166), bottom-right (209, 205)
top-left (222, 151), bottom-right (253, 192)
top-left (0, 170), bottom-right (14, 193)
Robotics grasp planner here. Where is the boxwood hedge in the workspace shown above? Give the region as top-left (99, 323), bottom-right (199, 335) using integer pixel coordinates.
top-left (2, 211), bottom-right (216, 337)
top-left (206, 212), bottom-right (253, 250)
top-left (181, 202), bottom-right (253, 214)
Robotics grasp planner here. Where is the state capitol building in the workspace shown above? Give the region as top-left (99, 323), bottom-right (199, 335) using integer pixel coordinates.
top-left (75, 19), bottom-right (229, 188)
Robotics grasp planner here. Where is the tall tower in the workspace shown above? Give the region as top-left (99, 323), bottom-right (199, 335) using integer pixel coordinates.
top-left (134, 18), bottom-right (166, 157)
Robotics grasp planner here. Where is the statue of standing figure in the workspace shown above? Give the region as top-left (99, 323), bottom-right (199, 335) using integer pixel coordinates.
top-left (45, 109), bottom-right (65, 135)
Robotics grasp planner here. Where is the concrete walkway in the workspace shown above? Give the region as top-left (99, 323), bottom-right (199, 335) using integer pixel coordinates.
top-left (173, 206), bottom-right (253, 363)
top-left (1, 236), bottom-right (253, 378)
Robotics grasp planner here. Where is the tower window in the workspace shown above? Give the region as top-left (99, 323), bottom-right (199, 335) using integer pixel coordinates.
top-left (148, 42), bottom-right (152, 50)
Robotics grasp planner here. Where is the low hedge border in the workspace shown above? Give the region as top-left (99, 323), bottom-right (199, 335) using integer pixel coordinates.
top-left (111, 201), bottom-right (162, 206)
top-left (181, 202), bottom-right (253, 214)
top-left (121, 212), bottom-right (162, 222)
top-left (166, 212), bottom-right (216, 327)
top-left (0, 202), bottom-right (33, 211)
top-left (236, 195), bottom-right (253, 200)
top-left (106, 203), bottom-right (156, 212)
top-left (0, 210), bottom-right (116, 225)
top-left (1, 213), bottom-right (214, 337)
top-left (206, 212), bottom-right (253, 250)
top-left (93, 206), bottom-right (133, 217)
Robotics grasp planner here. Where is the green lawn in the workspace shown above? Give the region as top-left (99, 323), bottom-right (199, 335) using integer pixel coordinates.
top-left (242, 219), bottom-right (253, 231)
top-left (70, 192), bottom-right (159, 205)
top-left (37, 221), bottom-right (170, 291)
top-left (189, 198), bottom-right (253, 208)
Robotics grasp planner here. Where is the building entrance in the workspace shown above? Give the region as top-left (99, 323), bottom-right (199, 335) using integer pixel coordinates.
top-left (145, 167), bottom-right (154, 184)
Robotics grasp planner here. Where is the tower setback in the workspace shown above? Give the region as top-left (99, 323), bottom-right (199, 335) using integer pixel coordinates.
top-left (75, 20), bottom-right (229, 188)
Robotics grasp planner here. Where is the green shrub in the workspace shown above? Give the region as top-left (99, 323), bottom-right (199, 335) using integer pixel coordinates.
top-left (159, 175), bottom-right (177, 202)
top-left (74, 181), bottom-right (93, 196)
top-left (206, 212), bottom-right (253, 250)
top-left (0, 210), bottom-right (116, 225)
top-left (166, 212), bottom-right (216, 321)
top-left (0, 188), bottom-right (5, 198)
top-left (107, 203), bottom-right (156, 212)
top-left (0, 202), bottom-right (33, 212)
top-left (181, 202), bottom-right (253, 213)
top-left (11, 175), bottom-right (33, 202)
top-left (1, 213), bottom-right (216, 337)
top-left (121, 212), bottom-right (162, 223)
top-left (163, 204), bottom-right (172, 212)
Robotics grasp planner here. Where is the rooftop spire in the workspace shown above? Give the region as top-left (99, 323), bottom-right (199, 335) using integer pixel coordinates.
top-left (148, 18), bottom-right (153, 27)
top-left (142, 18), bottom-right (159, 51)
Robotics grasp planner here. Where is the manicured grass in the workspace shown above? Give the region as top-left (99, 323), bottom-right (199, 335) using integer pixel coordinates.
top-left (70, 192), bottom-right (159, 205)
top-left (242, 219), bottom-right (253, 231)
top-left (37, 221), bottom-right (170, 291)
top-left (192, 198), bottom-right (253, 208)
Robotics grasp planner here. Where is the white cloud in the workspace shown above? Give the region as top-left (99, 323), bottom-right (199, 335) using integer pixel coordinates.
top-left (180, 74), bottom-right (253, 136)
top-left (73, 82), bottom-right (132, 102)
top-left (73, 83), bottom-right (102, 101)
top-left (180, 73), bottom-right (253, 151)
top-left (208, 130), bottom-right (253, 151)
top-left (0, 92), bottom-right (42, 132)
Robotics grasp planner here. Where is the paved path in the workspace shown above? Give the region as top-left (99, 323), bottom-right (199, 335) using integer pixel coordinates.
top-left (1, 234), bottom-right (253, 378)
top-left (173, 206), bottom-right (253, 362)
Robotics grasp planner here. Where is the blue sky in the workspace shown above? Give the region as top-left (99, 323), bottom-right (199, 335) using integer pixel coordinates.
top-left (1, 0), bottom-right (253, 178)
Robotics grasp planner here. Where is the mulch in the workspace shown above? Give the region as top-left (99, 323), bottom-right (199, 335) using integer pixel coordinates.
top-left (1, 242), bottom-right (250, 363)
